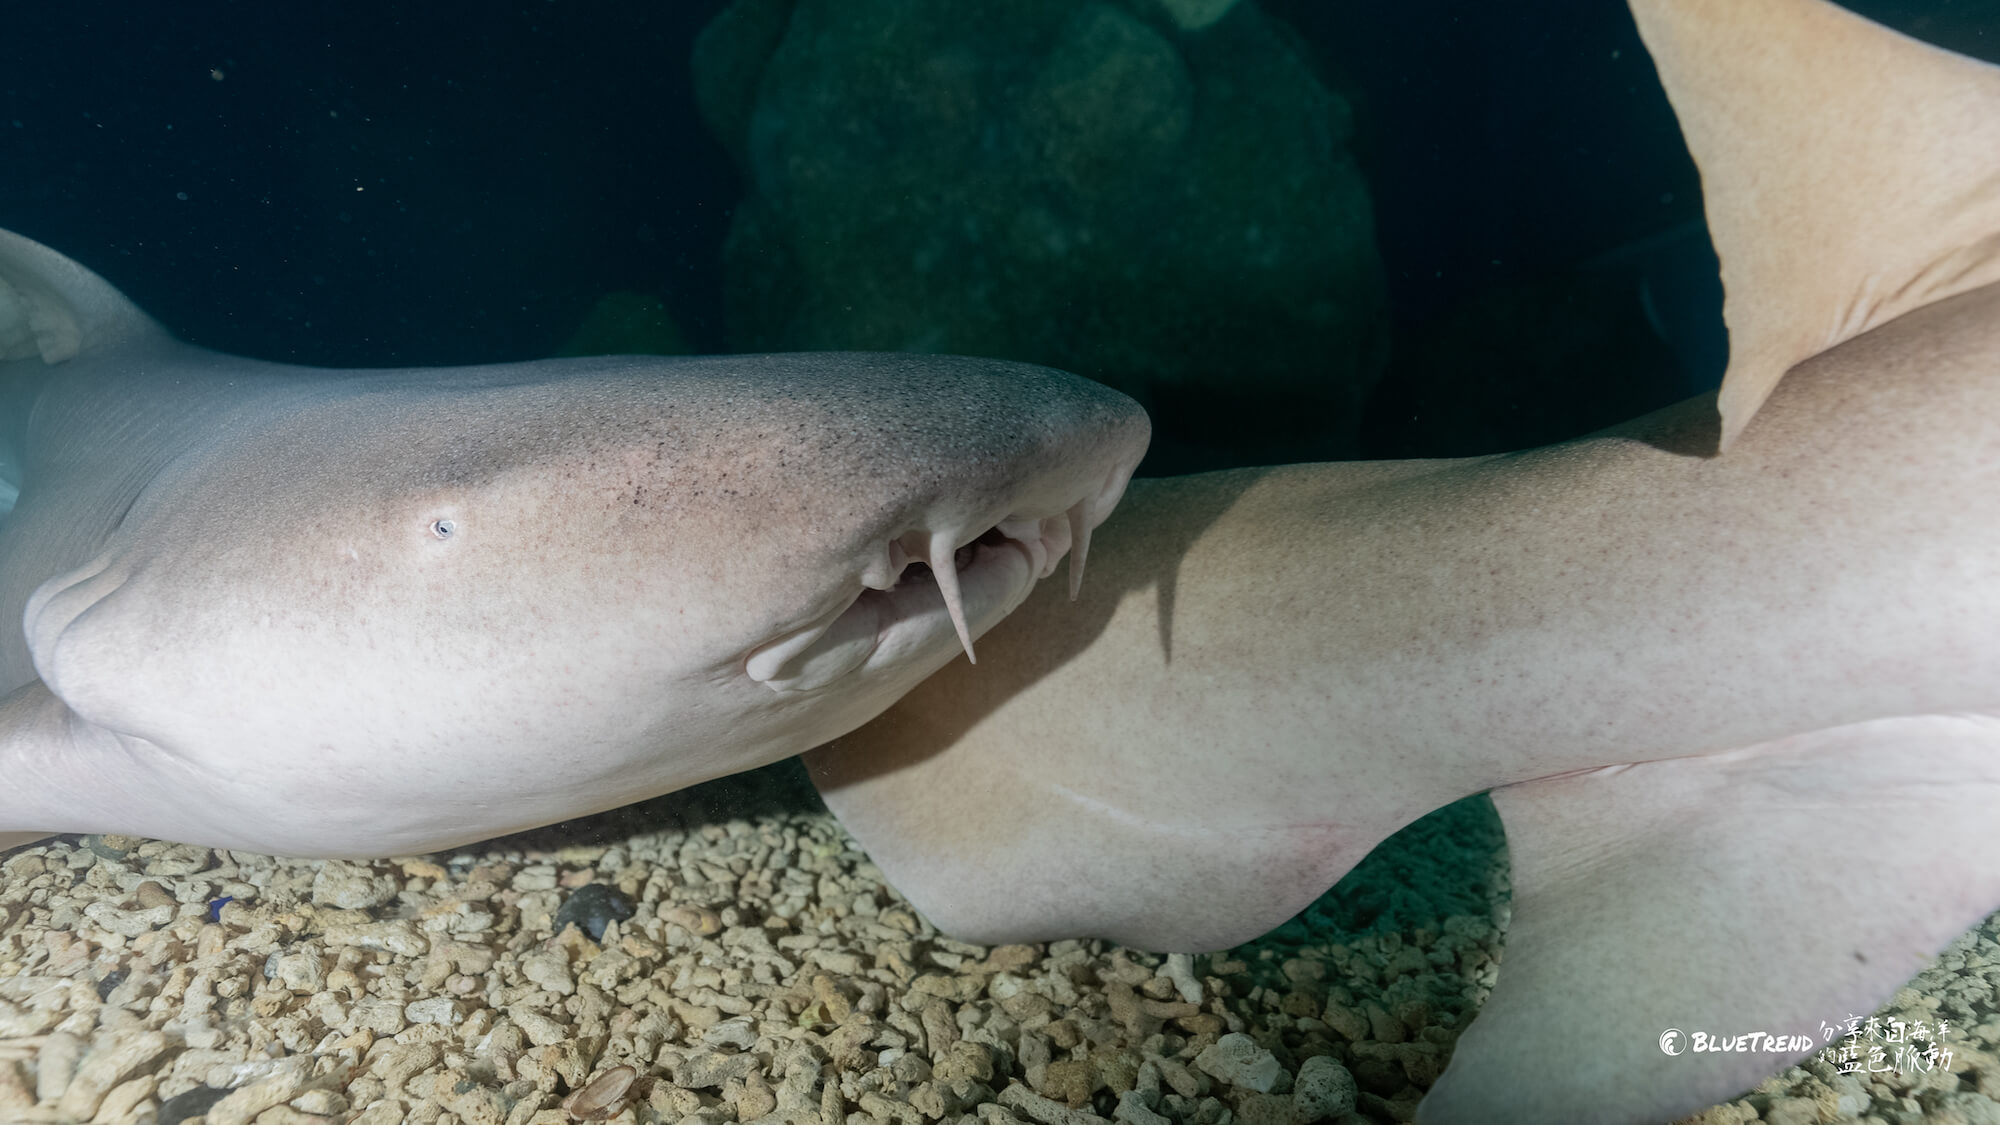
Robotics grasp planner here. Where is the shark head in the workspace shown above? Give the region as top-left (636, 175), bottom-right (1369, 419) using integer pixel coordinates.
top-left (1, 229), bottom-right (1146, 855)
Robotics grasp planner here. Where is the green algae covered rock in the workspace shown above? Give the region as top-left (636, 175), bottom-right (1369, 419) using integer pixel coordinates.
top-left (695, 0), bottom-right (1386, 470)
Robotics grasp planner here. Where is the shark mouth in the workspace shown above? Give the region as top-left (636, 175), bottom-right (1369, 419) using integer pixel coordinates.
top-left (887, 503), bottom-right (1096, 659)
top-left (744, 487), bottom-right (1115, 695)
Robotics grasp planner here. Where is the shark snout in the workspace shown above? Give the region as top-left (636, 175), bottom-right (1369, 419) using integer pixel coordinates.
top-left (744, 410), bottom-right (1145, 695)
top-left (865, 461), bottom-right (1130, 659)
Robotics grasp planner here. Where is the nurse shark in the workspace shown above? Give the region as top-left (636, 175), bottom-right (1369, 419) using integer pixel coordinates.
top-left (0, 227), bottom-right (1147, 858)
top-left (808, 0), bottom-right (2000, 1121)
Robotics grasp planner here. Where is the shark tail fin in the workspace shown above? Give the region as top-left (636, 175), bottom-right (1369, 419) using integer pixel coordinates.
top-left (1418, 715), bottom-right (2000, 1125)
top-left (1627, 0), bottom-right (2000, 450)
top-left (0, 228), bottom-right (170, 519)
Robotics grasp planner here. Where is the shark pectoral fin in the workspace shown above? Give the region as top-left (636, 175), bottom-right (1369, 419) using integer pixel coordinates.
top-left (0, 230), bottom-right (169, 366)
top-left (0, 676), bottom-right (212, 851)
top-left (1420, 715), bottom-right (2000, 1125)
top-left (0, 678), bottom-right (103, 847)
top-left (1627, 0), bottom-right (2000, 449)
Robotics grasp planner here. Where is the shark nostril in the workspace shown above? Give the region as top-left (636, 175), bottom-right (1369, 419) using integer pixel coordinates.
top-left (1065, 497), bottom-right (1091, 601)
top-left (954, 538), bottom-right (990, 571)
top-left (880, 507), bottom-right (1094, 666)
top-left (888, 526), bottom-right (1006, 589)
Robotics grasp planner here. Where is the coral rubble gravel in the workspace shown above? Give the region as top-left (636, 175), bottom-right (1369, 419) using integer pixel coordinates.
top-left (1, 766), bottom-right (1997, 1124)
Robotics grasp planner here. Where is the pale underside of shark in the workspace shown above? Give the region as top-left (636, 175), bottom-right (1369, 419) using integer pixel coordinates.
top-left (807, 0), bottom-right (2000, 1121)
top-left (0, 226), bottom-right (1149, 858)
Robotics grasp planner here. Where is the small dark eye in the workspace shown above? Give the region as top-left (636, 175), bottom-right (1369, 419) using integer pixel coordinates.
top-left (430, 519), bottom-right (456, 540)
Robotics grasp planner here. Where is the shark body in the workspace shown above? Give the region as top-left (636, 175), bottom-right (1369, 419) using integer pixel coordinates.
top-left (808, 1), bottom-right (2000, 1120)
top-left (0, 226), bottom-right (1147, 858)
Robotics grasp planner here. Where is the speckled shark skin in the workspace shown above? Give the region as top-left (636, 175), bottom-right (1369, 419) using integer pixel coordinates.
top-left (0, 227), bottom-right (1147, 858)
top-left (809, 1), bottom-right (2000, 1122)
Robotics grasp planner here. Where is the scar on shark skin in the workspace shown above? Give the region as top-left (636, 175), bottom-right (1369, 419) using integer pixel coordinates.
top-left (0, 226), bottom-right (1150, 860)
top-left (809, 1), bottom-right (2000, 1123)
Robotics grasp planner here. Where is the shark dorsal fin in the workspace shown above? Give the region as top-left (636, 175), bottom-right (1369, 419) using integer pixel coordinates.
top-left (0, 229), bottom-right (168, 366)
top-left (1628, 0), bottom-right (2000, 449)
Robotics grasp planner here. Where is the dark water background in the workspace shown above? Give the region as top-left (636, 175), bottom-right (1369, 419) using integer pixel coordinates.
top-left (2, 1), bottom-right (1993, 460)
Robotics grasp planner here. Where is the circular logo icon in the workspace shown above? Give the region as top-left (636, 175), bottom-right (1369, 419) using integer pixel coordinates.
top-left (1659, 1029), bottom-right (1685, 1056)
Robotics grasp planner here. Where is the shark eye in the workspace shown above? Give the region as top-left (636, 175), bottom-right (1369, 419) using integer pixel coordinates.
top-left (429, 519), bottom-right (457, 540)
